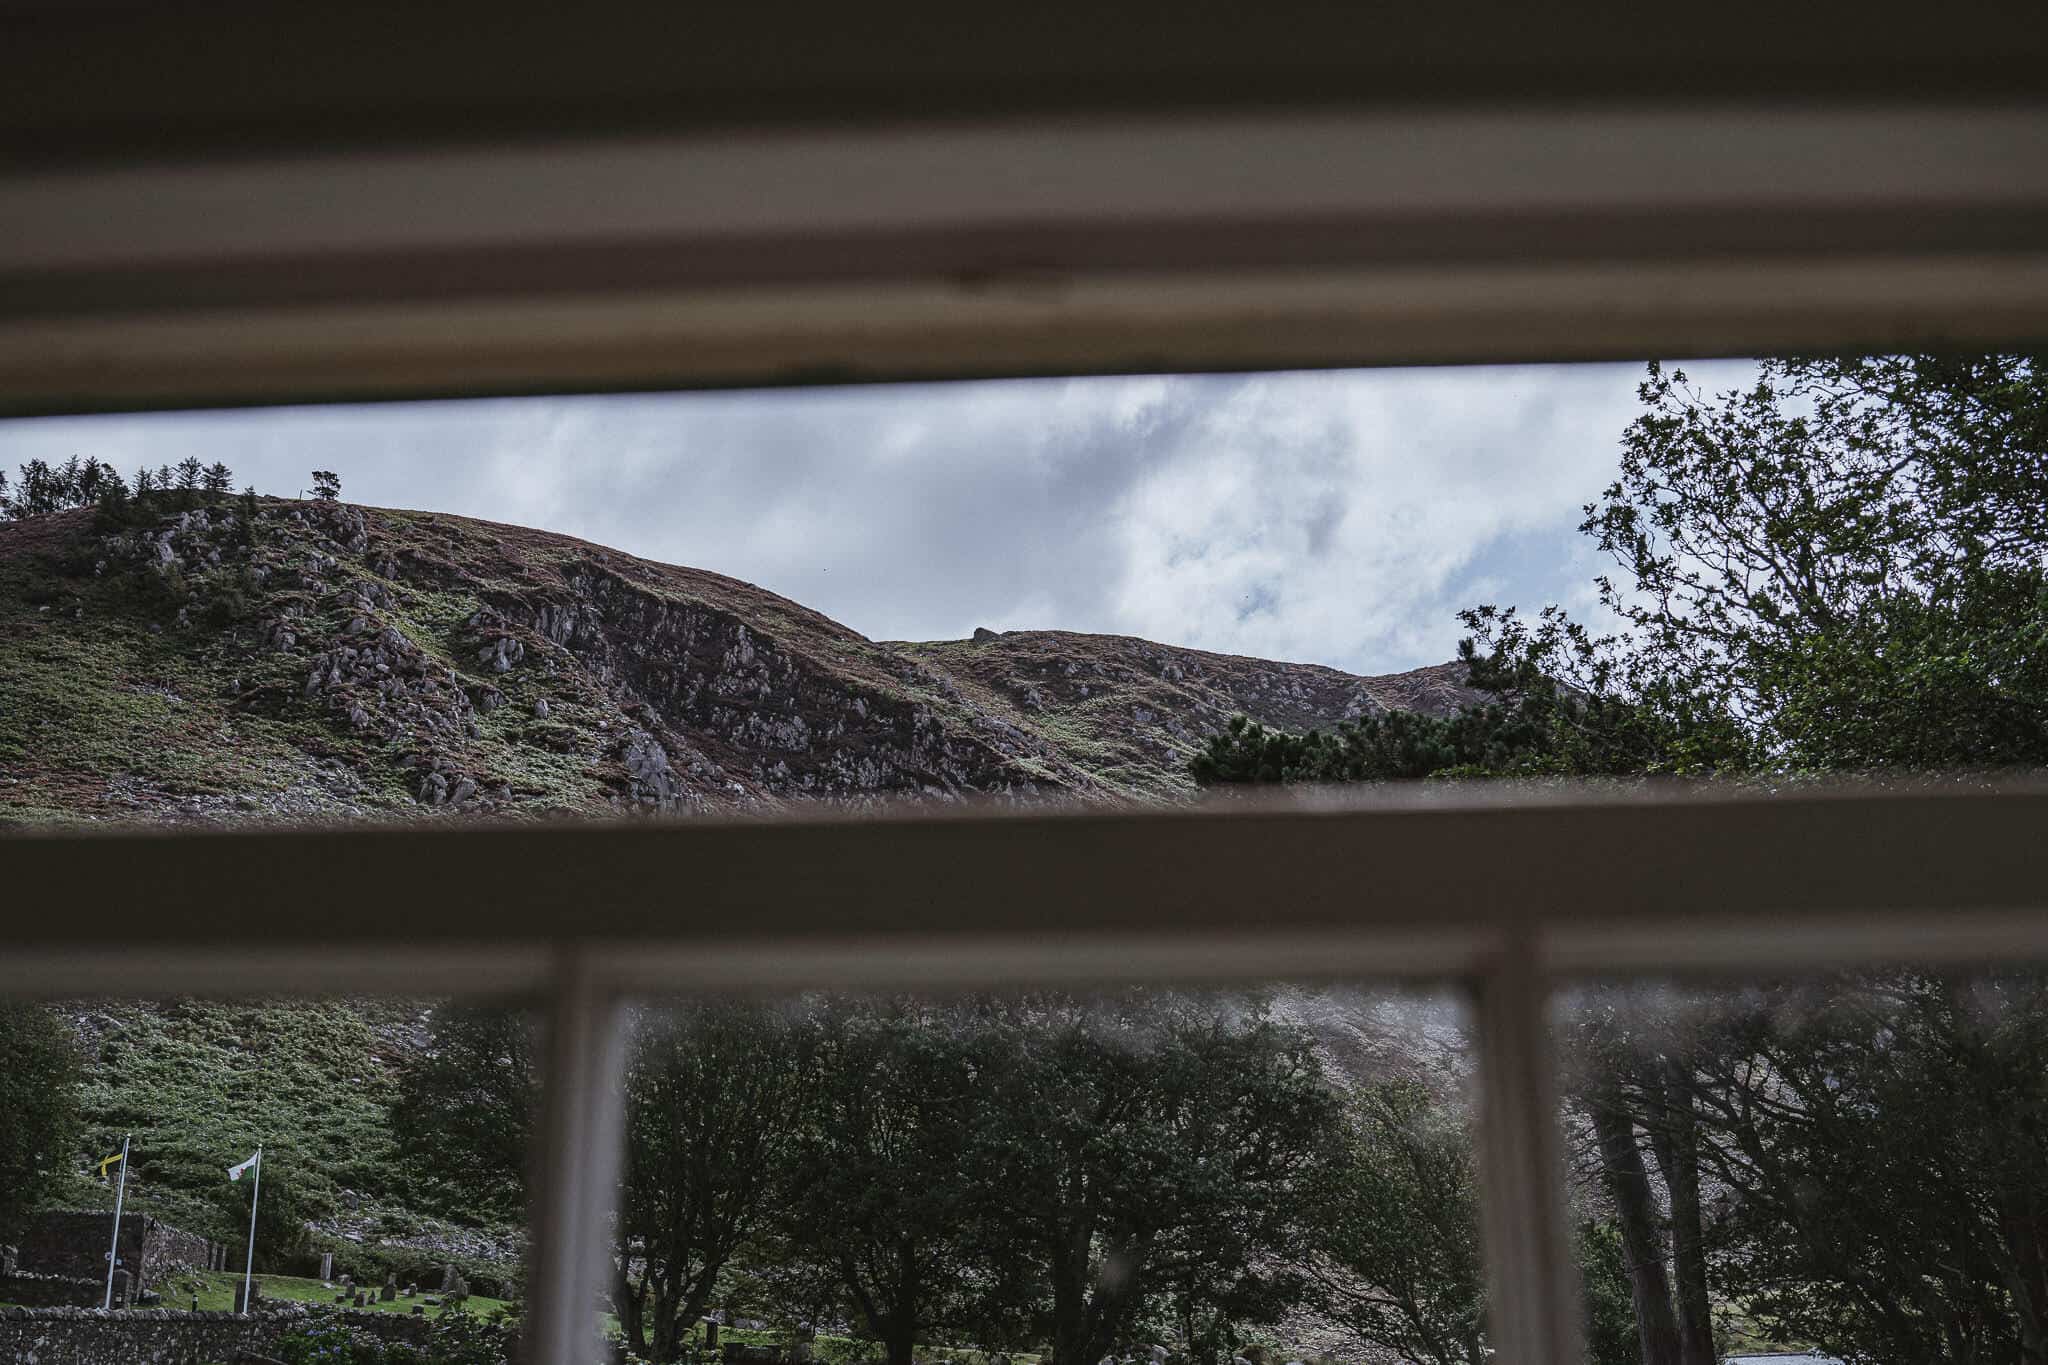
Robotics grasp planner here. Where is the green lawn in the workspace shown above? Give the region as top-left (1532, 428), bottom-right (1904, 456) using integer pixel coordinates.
top-left (152, 1267), bottom-right (511, 1321)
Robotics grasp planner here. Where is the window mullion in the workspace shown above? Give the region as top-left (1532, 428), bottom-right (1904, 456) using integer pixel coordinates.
top-left (1474, 931), bottom-right (1580, 1365)
top-left (523, 948), bottom-right (626, 1365)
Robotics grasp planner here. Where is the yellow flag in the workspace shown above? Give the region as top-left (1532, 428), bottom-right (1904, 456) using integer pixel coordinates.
top-left (97, 1151), bottom-right (124, 1177)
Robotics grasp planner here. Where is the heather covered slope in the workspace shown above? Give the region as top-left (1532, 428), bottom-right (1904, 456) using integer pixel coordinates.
top-left (0, 498), bottom-right (1474, 827)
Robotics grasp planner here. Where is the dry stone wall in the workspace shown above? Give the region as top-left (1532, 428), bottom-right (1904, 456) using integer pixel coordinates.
top-left (13, 1215), bottom-right (214, 1291)
top-left (0, 1275), bottom-right (100, 1310)
top-left (0, 1303), bottom-right (438, 1365)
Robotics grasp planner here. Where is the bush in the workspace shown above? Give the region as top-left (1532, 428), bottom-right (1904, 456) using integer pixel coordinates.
top-left (275, 1312), bottom-right (514, 1365)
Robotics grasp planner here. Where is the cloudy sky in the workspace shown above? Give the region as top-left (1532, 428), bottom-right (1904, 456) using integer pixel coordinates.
top-left (0, 361), bottom-right (1757, 676)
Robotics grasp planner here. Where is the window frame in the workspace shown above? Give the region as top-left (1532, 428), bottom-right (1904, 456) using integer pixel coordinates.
top-left (7, 786), bottom-right (2047, 1362)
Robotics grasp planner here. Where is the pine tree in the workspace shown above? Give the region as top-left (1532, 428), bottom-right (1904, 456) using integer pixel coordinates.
top-left (310, 470), bottom-right (342, 502)
top-left (202, 461), bottom-right (235, 498)
top-left (93, 467), bottom-right (132, 525)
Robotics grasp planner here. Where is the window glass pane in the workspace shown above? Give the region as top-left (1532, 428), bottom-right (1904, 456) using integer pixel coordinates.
top-left (1555, 972), bottom-right (2048, 1365)
top-left (601, 985), bottom-right (1473, 1365)
top-left (0, 995), bottom-right (537, 1358)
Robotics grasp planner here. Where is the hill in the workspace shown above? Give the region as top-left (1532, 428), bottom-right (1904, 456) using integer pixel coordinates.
top-left (0, 497), bottom-right (1473, 826)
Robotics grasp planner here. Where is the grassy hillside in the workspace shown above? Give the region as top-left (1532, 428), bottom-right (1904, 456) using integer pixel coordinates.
top-left (49, 999), bottom-right (522, 1272)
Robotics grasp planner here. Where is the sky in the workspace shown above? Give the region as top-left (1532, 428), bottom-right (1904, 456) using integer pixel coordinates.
top-left (0, 361), bottom-right (1759, 677)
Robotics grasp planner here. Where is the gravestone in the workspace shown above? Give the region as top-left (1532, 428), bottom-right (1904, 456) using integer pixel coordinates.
top-left (354, 1292), bottom-right (367, 1308)
top-left (704, 1319), bottom-right (720, 1350)
top-left (412, 1305), bottom-right (426, 1316)
top-left (340, 1274), bottom-right (353, 1292)
top-left (109, 1268), bottom-right (131, 1309)
top-left (381, 1282), bottom-right (396, 1302)
top-left (335, 1294), bottom-right (348, 1304)
top-left (319, 1252), bottom-right (333, 1281)
top-left (440, 1262), bottom-right (458, 1292)
top-left (404, 1284), bottom-right (416, 1298)
top-left (237, 1278), bottom-right (263, 1313)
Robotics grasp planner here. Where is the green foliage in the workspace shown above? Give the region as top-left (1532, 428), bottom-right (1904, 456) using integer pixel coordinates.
top-left (1574, 1221), bottom-right (1639, 1365)
top-left (979, 992), bottom-right (1338, 1365)
top-left (0, 1001), bottom-right (82, 1241)
top-left (275, 1311), bottom-right (511, 1365)
top-left (613, 1001), bottom-right (819, 1362)
top-left (1696, 973), bottom-right (2048, 1363)
top-left (1307, 1081), bottom-right (1484, 1365)
top-left (2, 456), bottom-right (131, 521)
top-left (312, 470), bottom-right (343, 501)
top-left (215, 1152), bottom-right (313, 1268)
top-left (1551, 353), bottom-right (2048, 773)
top-left (390, 1007), bottom-right (538, 1224)
top-left (67, 1000), bottom-right (426, 1253)
top-left (778, 999), bottom-right (999, 1365)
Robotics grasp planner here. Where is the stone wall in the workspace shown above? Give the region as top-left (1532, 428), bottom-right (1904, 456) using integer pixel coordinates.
top-left (13, 1215), bottom-right (215, 1291)
top-left (0, 1275), bottom-right (101, 1310)
top-left (135, 1223), bottom-right (211, 1283)
top-left (0, 1302), bottom-right (440, 1365)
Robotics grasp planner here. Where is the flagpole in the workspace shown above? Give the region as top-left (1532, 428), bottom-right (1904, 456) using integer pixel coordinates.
top-left (241, 1146), bottom-right (261, 1315)
top-left (102, 1134), bottom-right (129, 1310)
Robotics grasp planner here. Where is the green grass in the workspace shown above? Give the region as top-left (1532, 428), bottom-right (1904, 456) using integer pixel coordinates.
top-left (153, 1268), bottom-right (510, 1321)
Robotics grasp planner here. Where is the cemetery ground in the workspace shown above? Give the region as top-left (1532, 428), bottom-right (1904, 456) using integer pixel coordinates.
top-left (148, 1268), bottom-right (511, 1320)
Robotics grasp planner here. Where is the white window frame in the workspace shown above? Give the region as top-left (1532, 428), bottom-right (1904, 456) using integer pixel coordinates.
top-left (6, 786), bottom-right (2046, 1362)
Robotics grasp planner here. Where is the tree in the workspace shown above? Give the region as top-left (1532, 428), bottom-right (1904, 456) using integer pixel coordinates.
top-left (0, 1001), bottom-right (81, 1242)
top-left (391, 1006), bottom-right (540, 1223)
top-left (202, 461), bottom-right (236, 498)
top-left (212, 1149), bottom-right (312, 1273)
top-left (614, 1001), bottom-right (819, 1362)
top-left (1308, 1080), bottom-right (1486, 1365)
top-left (1676, 972), bottom-right (2048, 1365)
top-left (310, 470), bottom-right (342, 501)
top-left (979, 992), bottom-right (1337, 1365)
top-left (779, 998), bottom-right (994, 1365)
top-left (1, 457), bottom-right (135, 520)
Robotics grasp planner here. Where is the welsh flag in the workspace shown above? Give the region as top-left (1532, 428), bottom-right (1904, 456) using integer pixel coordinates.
top-left (227, 1150), bottom-right (260, 1182)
